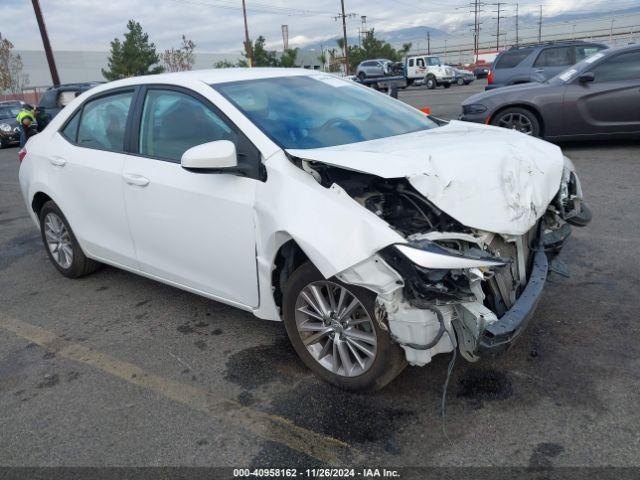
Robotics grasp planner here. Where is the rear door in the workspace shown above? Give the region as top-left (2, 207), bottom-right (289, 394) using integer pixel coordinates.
top-left (122, 86), bottom-right (260, 307)
top-left (532, 46), bottom-right (573, 81)
top-left (562, 49), bottom-right (640, 136)
top-left (49, 89), bottom-right (138, 267)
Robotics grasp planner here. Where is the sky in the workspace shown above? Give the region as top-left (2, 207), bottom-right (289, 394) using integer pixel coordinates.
top-left (1, 0), bottom-right (638, 53)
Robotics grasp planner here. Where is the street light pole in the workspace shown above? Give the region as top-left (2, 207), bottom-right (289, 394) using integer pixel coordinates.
top-left (31, 0), bottom-right (60, 86)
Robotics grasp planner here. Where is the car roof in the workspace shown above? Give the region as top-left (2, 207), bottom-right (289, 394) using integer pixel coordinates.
top-left (84, 68), bottom-right (328, 94)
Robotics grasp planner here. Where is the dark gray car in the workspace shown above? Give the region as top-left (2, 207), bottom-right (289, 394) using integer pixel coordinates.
top-left (460, 44), bottom-right (640, 141)
top-left (487, 41), bottom-right (607, 90)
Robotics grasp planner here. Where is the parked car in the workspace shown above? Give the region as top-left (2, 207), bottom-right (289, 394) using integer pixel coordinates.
top-left (454, 68), bottom-right (476, 85)
top-left (19, 69), bottom-right (590, 391)
top-left (461, 44), bottom-right (640, 140)
top-left (36, 82), bottom-right (101, 130)
top-left (473, 65), bottom-right (490, 78)
top-left (355, 59), bottom-right (395, 81)
top-left (0, 104), bottom-right (22, 148)
top-left (487, 41), bottom-right (607, 90)
top-left (404, 54), bottom-right (455, 88)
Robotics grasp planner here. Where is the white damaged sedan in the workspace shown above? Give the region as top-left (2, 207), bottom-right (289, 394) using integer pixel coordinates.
top-left (18, 69), bottom-right (591, 390)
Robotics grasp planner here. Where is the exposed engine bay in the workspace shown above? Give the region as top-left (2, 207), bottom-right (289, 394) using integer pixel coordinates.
top-left (296, 158), bottom-right (588, 367)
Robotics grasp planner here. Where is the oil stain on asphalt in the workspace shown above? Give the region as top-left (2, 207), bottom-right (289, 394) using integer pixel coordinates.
top-left (269, 382), bottom-right (414, 445)
top-left (224, 336), bottom-right (305, 390)
top-left (457, 368), bottom-right (513, 409)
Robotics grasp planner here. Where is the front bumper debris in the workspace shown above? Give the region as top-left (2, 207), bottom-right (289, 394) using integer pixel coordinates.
top-left (475, 249), bottom-right (548, 357)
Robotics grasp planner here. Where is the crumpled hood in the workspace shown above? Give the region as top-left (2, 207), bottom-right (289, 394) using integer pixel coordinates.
top-left (286, 121), bottom-right (564, 235)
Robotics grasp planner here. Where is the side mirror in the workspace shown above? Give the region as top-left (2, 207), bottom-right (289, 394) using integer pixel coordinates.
top-left (181, 140), bottom-right (237, 171)
top-left (579, 72), bottom-right (595, 83)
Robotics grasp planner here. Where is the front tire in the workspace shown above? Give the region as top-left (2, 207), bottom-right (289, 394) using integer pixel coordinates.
top-left (425, 75), bottom-right (436, 90)
top-left (491, 107), bottom-right (541, 137)
top-left (39, 201), bottom-right (101, 278)
top-left (282, 262), bottom-right (406, 391)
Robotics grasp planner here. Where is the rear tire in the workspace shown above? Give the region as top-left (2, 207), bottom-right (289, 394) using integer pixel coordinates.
top-left (39, 201), bottom-right (101, 278)
top-left (357, 72), bottom-right (366, 82)
top-left (457, 78), bottom-right (465, 86)
top-left (282, 262), bottom-right (406, 391)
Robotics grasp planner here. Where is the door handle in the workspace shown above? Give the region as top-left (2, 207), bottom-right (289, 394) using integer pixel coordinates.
top-left (123, 173), bottom-right (150, 187)
top-left (50, 157), bottom-right (67, 167)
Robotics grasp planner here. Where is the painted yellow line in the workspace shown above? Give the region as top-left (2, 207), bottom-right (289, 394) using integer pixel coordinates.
top-left (0, 315), bottom-right (355, 465)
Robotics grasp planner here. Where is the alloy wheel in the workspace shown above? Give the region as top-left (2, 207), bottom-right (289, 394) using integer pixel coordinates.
top-left (44, 212), bottom-right (73, 269)
top-left (497, 112), bottom-right (534, 135)
top-left (294, 281), bottom-right (377, 377)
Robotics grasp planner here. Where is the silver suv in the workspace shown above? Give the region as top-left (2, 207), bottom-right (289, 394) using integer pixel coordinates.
top-left (356, 59), bottom-right (394, 80)
top-left (487, 41), bottom-right (607, 90)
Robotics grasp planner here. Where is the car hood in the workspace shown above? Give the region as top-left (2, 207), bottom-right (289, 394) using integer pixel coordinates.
top-left (464, 81), bottom-right (549, 104)
top-left (286, 121), bottom-right (564, 235)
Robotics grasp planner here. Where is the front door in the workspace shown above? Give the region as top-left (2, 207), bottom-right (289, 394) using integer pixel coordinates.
top-left (122, 87), bottom-right (260, 307)
top-left (562, 49), bottom-right (640, 136)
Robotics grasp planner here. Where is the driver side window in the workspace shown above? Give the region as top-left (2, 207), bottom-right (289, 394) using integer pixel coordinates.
top-left (138, 89), bottom-right (238, 163)
top-left (591, 51), bottom-right (640, 83)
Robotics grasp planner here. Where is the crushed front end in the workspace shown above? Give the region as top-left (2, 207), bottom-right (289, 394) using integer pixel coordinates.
top-left (329, 158), bottom-right (591, 367)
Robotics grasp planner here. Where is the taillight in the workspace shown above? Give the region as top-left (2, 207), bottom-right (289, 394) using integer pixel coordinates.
top-left (488, 69), bottom-right (494, 84)
top-left (18, 148), bottom-right (27, 163)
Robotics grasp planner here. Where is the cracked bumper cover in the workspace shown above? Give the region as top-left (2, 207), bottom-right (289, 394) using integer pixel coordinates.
top-left (476, 249), bottom-right (549, 358)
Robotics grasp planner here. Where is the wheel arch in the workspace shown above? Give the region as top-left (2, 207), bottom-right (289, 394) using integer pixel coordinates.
top-left (490, 103), bottom-right (545, 137)
top-left (271, 238), bottom-right (310, 312)
top-left (31, 191), bottom-right (53, 217)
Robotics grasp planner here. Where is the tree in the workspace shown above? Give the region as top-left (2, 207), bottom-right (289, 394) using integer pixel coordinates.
top-left (280, 48), bottom-right (299, 68)
top-left (162, 35), bottom-right (196, 72)
top-left (213, 59), bottom-right (237, 68)
top-left (0, 35), bottom-right (29, 93)
top-left (242, 36), bottom-right (278, 67)
top-left (102, 20), bottom-right (164, 80)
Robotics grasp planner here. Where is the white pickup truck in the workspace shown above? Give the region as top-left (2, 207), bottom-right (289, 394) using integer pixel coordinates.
top-left (405, 55), bottom-right (456, 89)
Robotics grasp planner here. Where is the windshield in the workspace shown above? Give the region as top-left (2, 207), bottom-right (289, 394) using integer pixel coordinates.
top-left (0, 106), bottom-right (19, 119)
top-left (213, 75), bottom-right (437, 149)
top-left (427, 57), bottom-right (442, 66)
top-left (552, 51), bottom-right (607, 83)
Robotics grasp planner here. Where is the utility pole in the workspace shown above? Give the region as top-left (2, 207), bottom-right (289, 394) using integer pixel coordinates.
top-left (427, 31), bottom-right (431, 54)
top-left (281, 25), bottom-right (289, 50)
top-left (335, 0), bottom-right (356, 75)
top-left (241, 0), bottom-right (253, 67)
top-left (538, 4), bottom-right (543, 43)
top-left (359, 15), bottom-right (367, 47)
top-left (609, 17), bottom-right (615, 44)
top-left (515, 3), bottom-right (519, 46)
top-left (469, 0), bottom-right (484, 63)
top-left (492, 2), bottom-right (506, 51)
top-left (31, 0), bottom-right (60, 86)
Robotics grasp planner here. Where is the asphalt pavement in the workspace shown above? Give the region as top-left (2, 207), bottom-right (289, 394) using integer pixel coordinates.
top-left (0, 79), bottom-right (639, 470)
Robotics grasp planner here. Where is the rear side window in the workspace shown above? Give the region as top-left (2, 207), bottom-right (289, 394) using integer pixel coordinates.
top-left (77, 91), bottom-right (133, 152)
top-left (534, 46), bottom-right (572, 67)
top-left (592, 50), bottom-right (640, 82)
top-left (138, 89), bottom-right (237, 163)
top-left (494, 48), bottom-right (534, 69)
top-left (408, 58), bottom-right (414, 67)
top-left (576, 45), bottom-right (606, 62)
top-left (60, 110), bottom-right (80, 142)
